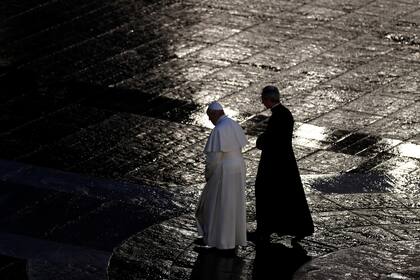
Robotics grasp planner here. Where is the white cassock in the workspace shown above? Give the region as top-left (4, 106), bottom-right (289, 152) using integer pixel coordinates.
top-left (196, 115), bottom-right (248, 249)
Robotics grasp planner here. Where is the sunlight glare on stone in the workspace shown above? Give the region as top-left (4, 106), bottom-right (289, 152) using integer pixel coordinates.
top-left (294, 123), bottom-right (330, 141)
top-left (395, 143), bottom-right (420, 159)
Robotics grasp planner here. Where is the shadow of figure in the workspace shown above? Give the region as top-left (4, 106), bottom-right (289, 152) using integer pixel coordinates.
top-left (190, 250), bottom-right (246, 280)
top-left (252, 243), bottom-right (311, 280)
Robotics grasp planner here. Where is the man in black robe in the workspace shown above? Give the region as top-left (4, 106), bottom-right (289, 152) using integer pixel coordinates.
top-left (254, 85), bottom-right (314, 245)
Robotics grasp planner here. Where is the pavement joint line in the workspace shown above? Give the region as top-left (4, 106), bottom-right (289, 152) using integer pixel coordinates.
top-left (337, 210), bottom-right (415, 241)
top-left (124, 17), bottom-right (370, 134)
top-left (390, 193), bottom-right (420, 216)
top-left (0, 232), bottom-right (110, 279)
top-left (0, 0), bottom-right (60, 25)
top-left (69, 18), bottom-right (270, 85)
top-left (300, 239), bottom-right (339, 250)
top-left (1, 0), bottom-right (106, 47)
top-left (15, 0), bottom-right (170, 71)
top-left (70, 0), bottom-right (365, 87)
top-left (14, 111), bottom-right (148, 159)
top-left (0, 102), bottom-right (117, 138)
top-left (0, 159), bottom-right (172, 201)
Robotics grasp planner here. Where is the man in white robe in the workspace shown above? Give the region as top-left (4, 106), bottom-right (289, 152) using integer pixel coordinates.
top-left (196, 101), bottom-right (248, 250)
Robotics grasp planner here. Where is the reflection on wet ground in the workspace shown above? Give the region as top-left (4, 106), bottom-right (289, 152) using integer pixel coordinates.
top-left (190, 251), bottom-right (246, 280)
top-left (0, 0), bottom-right (419, 278)
top-left (252, 243), bottom-right (311, 280)
top-left (189, 243), bottom-right (310, 280)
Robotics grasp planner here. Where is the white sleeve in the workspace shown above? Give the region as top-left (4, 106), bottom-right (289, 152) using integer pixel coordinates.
top-left (205, 152), bottom-right (223, 181)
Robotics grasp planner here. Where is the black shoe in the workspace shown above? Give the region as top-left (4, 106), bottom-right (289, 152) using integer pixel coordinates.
top-left (193, 237), bottom-right (206, 246)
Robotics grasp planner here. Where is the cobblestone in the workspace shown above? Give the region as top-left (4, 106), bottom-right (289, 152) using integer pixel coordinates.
top-left (0, 0), bottom-right (419, 279)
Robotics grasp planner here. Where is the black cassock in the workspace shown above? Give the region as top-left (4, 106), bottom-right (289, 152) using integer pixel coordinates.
top-left (255, 103), bottom-right (314, 237)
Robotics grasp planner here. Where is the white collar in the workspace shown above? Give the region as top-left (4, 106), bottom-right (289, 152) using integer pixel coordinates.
top-left (271, 102), bottom-right (280, 109)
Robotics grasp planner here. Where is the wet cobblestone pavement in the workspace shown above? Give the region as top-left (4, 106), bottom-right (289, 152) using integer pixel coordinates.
top-left (0, 0), bottom-right (419, 279)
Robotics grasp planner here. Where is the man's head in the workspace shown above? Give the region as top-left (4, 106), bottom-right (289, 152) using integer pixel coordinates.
top-left (206, 101), bottom-right (225, 125)
top-left (261, 85), bottom-right (280, 109)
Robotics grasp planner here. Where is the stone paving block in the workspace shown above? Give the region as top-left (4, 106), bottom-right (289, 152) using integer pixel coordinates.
top-left (305, 194), bottom-right (344, 212)
top-left (400, 8), bottom-right (420, 25)
top-left (299, 24), bottom-right (359, 45)
top-left (0, 182), bottom-right (55, 222)
top-left (167, 40), bottom-right (209, 60)
top-left (286, 89), bottom-right (355, 123)
top-left (204, 0), bottom-right (301, 17)
top-left (0, 85), bottom-right (89, 133)
top-left (296, 4), bottom-right (347, 22)
top-left (312, 210), bottom-right (374, 230)
top-left (6, 3), bottom-right (122, 55)
top-left (185, 23), bottom-right (242, 44)
top-left (109, 214), bottom-right (197, 280)
top-left (69, 152), bottom-right (140, 180)
top-left (189, 253), bottom-right (250, 280)
top-left (244, 158), bottom-right (259, 178)
top-left (297, 150), bottom-right (365, 173)
top-left (381, 71), bottom-right (420, 101)
top-left (393, 192), bottom-right (420, 208)
top-left (4, 4), bottom-right (129, 65)
top-left (317, 36), bottom-right (393, 68)
top-left (292, 144), bottom-right (318, 160)
top-left (295, 241), bottom-right (420, 280)
top-left (311, 0), bottom-right (368, 12)
top-left (352, 208), bottom-right (420, 226)
top-left (159, 60), bottom-right (221, 85)
top-left (382, 224), bottom-right (420, 241)
top-left (338, 136), bottom-right (402, 158)
top-left (389, 142), bottom-right (420, 160)
top-left (330, 12), bottom-right (387, 32)
top-left (0, 0), bottom-right (117, 44)
top-left (0, 191), bottom-right (105, 239)
top-left (305, 228), bottom-right (370, 250)
top-left (362, 108), bottom-right (420, 141)
top-left (339, 225), bottom-right (403, 243)
top-left (194, 9), bottom-right (264, 30)
top-left (327, 58), bottom-right (407, 93)
top-left (171, 246), bottom-right (198, 270)
top-left (0, 1), bottom-right (44, 20)
top-left (371, 156), bottom-right (420, 178)
top-left (283, 61), bottom-right (347, 90)
top-left (328, 132), bottom-right (373, 154)
top-left (187, 42), bottom-right (252, 67)
top-left (309, 108), bottom-right (383, 131)
top-left (294, 123), bottom-right (350, 145)
top-left (325, 193), bottom-right (405, 209)
top-left (169, 266), bottom-right (193, 280)
top-left (0, 254), bottom-right (27, 280)
top-left (0, 105), bottom-right (114, 159)
top-left (109, 256), bottom-right (171, 280)
top-left (20, 113), bottom-right (148, 169)
top-left (47, 200), bottom-right (178, 251)
top-left (344, 92), bottom-right (415, 117)
top-left (123, 162), bottom-right (167, 186)
top-left (356, 0), bottom-right (418, 19)
top-left (296, 240), bottom-right (337, 258)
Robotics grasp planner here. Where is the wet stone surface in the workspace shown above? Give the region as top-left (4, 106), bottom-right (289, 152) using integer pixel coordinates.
top-left (0, 0), bottom-right (419, 279)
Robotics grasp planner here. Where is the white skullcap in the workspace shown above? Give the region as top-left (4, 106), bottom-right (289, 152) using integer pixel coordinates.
top-left (207, 101), bottom-right (223, 111)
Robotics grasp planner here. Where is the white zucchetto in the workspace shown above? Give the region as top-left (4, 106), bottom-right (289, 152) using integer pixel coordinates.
top-left (207, 101), bottom-right (223, 111)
